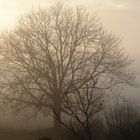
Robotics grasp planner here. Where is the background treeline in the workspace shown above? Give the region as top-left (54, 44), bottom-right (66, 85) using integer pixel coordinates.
top-left (54, 96), bottom-right (140, 140)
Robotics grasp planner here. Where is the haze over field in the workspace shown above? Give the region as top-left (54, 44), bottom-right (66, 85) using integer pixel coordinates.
top-left (0, 0), bottom-right (139, 129)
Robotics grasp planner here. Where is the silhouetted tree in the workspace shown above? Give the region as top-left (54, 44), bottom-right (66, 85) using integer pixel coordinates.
top-left (105, 96), bottom-right (140, 140)
top-left (54, 80), bottom-right (104, 140)
top-left (0, 3), bottom-right (134, 130)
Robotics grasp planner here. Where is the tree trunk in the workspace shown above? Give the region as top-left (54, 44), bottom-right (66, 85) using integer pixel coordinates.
top-left (53, 94), bottom-right (62, 129)
top-left (54, 102), bottom-right (61, 129)
top-left (53, 98), bottom-right (62, 140)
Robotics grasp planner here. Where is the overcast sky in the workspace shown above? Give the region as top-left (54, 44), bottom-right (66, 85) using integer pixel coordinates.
top-left (0, 0), bottom-right (139, 64)
top-left (0, 0), bottom-right (139, 128)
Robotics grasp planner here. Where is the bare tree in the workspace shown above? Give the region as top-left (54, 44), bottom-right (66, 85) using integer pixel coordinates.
top-left (0, 3), bottom-right (134, 129)
top-left (54, 79), bottom-right (104, 140)
top-left (105, 96), bottom-right (140, 140)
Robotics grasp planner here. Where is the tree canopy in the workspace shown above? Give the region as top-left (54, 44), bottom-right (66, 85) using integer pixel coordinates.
top-left (0, 3), bottom-right (134, 129)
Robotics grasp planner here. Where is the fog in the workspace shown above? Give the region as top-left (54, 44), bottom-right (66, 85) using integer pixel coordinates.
top-left (0, 0), bottom-right (139, 138)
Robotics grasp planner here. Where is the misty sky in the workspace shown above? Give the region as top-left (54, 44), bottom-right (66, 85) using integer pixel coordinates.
top-left (0, 0), bottom-right (140, 128)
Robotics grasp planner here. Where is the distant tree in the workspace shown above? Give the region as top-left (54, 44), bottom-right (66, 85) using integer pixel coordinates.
top-left (0, 3), bottom-right (134, 129)
top-left (105, 96), bottom-right (140, 140)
